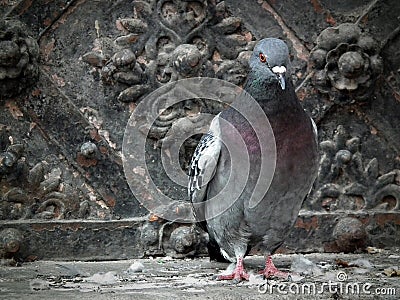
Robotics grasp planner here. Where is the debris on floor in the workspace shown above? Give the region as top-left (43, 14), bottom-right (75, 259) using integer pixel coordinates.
top-left (0, 251), bottom-right (399, 299)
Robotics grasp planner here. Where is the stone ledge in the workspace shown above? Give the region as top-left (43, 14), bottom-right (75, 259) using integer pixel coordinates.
top-left (1, 211), bottom-right (399, 261)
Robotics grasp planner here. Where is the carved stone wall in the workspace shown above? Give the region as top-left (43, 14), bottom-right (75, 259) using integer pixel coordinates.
top-left (0, 0), bottom-right (399, 260)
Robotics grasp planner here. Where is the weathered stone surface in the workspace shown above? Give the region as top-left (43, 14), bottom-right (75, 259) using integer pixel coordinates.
top-left (0, 211), bottom-right (399, 260)
top-left (0, 18), bottom-right (39, 98)
top-left (310, 23), bottom-right (383, 102)
top-left (0, 0), bottom-right (399, 260)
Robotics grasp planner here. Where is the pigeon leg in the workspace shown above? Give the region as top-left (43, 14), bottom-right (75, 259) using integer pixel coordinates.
top-left (217, 257), bottom-right (250, 282)
top-left (260, 255), bottom-right (290, 280)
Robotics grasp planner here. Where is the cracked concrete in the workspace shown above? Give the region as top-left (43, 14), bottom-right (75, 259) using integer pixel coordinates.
top-left (1, 250), bottom-right (399, 299)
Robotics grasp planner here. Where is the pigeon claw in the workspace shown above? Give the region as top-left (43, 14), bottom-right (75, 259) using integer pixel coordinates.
top-left (217, 271), bottom-right (250, 282)
top-left (259, 255), bottom-right (291, 280)
top-left (216, 257), bottom-right (250, 282)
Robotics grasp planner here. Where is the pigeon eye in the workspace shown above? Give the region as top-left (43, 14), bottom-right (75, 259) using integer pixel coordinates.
top-left (259, 53), bottom-right (267, 63)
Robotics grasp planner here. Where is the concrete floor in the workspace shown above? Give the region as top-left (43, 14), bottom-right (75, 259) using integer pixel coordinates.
top-left (0, 250), bottom-right (399, 299)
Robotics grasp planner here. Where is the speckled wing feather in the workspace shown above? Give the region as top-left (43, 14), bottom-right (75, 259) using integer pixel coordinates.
top-left (188, 116), bottom-right (221, 229)
top-left (188, 116), bottom-right (231, 262)
top-left (311, 117), bottom-right (318, 144)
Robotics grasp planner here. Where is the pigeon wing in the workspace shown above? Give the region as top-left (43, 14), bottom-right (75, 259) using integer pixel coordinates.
top-left (188, 116), bottom-right (221, 230)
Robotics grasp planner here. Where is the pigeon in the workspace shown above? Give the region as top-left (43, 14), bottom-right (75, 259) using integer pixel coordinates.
top-left (188, 38), bottom-right (319, 281)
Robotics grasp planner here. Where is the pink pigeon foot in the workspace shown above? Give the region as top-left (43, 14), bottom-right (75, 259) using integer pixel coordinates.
top-left (217, 257), bottom-right (250, 282)
top-left (259, 255), bottom-right (291, 280)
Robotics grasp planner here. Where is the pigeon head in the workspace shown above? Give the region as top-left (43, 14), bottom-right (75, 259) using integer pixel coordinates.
top-left (249, 38), bottom-right (290, 90)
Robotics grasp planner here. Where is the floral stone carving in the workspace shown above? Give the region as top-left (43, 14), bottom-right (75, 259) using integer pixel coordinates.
top-left (82, 1), bottom-right (255, 200)
top-left (307, 125), bottom-right (400, 211)
top-left (0, 135), bottom-right (110, 220)
top-left (0, 18), bottom-right (39, 99)
top-left (83, 0), bottom-right (253, 139)
top-left (310, 23), bottom-right (383, 103)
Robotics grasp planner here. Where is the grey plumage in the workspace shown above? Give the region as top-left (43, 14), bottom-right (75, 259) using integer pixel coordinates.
top-left (188, 38), bottom-right (319, 277)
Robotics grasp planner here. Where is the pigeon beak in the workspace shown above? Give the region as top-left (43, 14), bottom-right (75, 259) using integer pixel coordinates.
top-left (278, 74), bottom-right (286, 90)
top-left (272, 66), bottom-right (287, 90)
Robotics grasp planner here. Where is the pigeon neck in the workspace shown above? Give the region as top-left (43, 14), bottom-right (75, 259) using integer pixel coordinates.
top-left (244, 73), bottom-right (298, 114)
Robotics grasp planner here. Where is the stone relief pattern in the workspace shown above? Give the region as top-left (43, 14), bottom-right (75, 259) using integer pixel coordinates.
top-left (0, 18), bottom-right (39, 99)
top-left (80, 1), bottom-right (400, 216)
top-left (307, 125), bottom-right (400, 212)
top-left (82, 0), bottom-right (257, 219)
top-left (82, 0), bottom-right (254, 141)
top-left (0, 128), bottom-right (111, 220)
top-left (0, 1), bottom-right (398, 223)
top-left (0, 0), bottom-right (254, 221)
top-left (310, 23), bottom-right (383, 103)
top-left (306, 22), bottom-right (399, 213)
